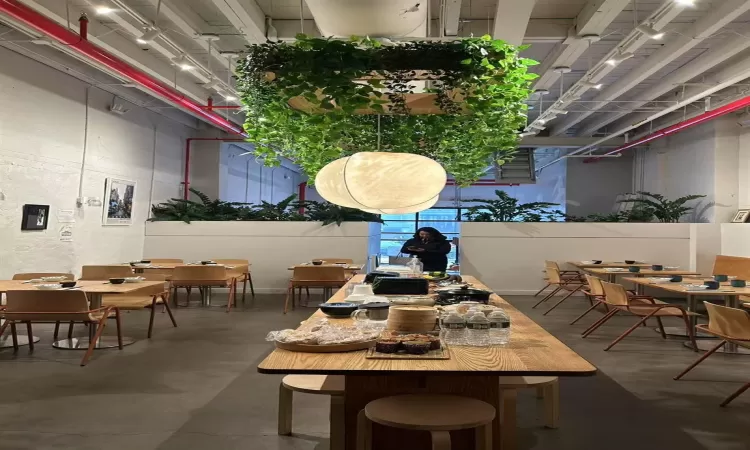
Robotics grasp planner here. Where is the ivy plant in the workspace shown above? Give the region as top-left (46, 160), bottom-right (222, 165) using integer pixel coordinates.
top-left (235, 35), bottom-right (538, 185)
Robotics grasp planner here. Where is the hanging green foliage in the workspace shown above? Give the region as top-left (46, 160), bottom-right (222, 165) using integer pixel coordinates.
top-left (235, 35), bottom-right (538, 185)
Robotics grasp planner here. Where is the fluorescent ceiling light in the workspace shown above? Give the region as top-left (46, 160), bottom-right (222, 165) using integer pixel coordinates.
top-left (675, 0), bottom-right (695, 5)
top-left (136, 29), bottom-right (160, 44)
top-left (548, 108), bottom-right (568, 115)
top-left (537, 119), bottom-right (546, 125)
top-left (520, 131), bottom-right (537, 137)
top-left (224, 95), bottom-right (237, 101)
top-left (606, 52), bottom-right (634, 66)
top-left (94, 6), bottom-right (116, 15)
top-left (581, 81), bottom-right (603, 90)
top-left (172, 55), bottom-right (193, 71)
top-left (636, 24), bottom-right (665, 40)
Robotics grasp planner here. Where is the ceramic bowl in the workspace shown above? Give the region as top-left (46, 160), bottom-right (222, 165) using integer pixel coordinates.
top-left (624, 260), bottom-right (636, 264)
top-left (311, 260), bottom-right (323, 265)
top-left (36, 284), bottom-right (61, 290)
top-left (318, 302), bottom-right (359, 318)
top-left (109, 278), bottom-right (125, 285)
top-left (60, 281), bottom-right (77, 288)
top-left (124, 277), bottom-right (144, 283)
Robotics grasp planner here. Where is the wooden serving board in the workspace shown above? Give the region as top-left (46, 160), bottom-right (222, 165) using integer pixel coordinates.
top-left (366, 346), bottom-right (450, 360)
top-left (274, 340), bottom-right (375, 353)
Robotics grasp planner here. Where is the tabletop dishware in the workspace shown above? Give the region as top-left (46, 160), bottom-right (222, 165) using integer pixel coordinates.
top-left (651, 264), bottom-right (663, 271)
top-left (731, 279), bottom-right (746, 287)
top-left (60, 281), bottom-right (77, 288)
top-left (109, 278), bottom-right (125, 284)
top-left (35, 283), bottom-right (61, 290)
top-left (318, 302), bottom-right (359, 318)
top-left (352, 302), bottom-right (391, 322)
top-left (714, 274), bottom-right (728, 282)
top-left (704, 280), bottom-right (720, 290)
top-left (628, 266), bottom-right (641, 273)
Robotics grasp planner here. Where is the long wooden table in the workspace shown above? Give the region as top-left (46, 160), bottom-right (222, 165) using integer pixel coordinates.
top-left (623, 276), bottom-right (750, 354)
top-left (569, 261), bottom-right (651, 269)
top-left (258, 275), bottom-right (595, 450)
top-left (584, 267), bottom-right (700, 283)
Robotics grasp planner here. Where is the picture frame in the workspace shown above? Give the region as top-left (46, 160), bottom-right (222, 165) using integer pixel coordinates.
top-left (103, 178), bottom-right (136, 226)
top-left (21, 204), bottom-right (50, 231)
top-left (731, 209), bottom-right (750, 223)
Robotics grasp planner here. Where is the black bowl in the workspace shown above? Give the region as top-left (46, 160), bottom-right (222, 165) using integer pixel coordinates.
top-left (61, 281), bottom-right (77, 288)
top-left (651, 264), bottom-right (664, 271)
top-left (311, 260), bottom-right (323, 266)
top-left (318, 302), bottom-right (359, 318)
top-left (592, 260), bottom-right (602, 264)
top-left (624, 260), bottom-right (636, 264)
top-left (201, 261), bottom-right (216, 265)
top-left (140, 260), bottom-right (151, 264)
top-left (109, 278), bottom-right (125, 285)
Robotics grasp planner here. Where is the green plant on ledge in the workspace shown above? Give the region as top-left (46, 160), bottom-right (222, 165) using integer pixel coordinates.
top-left (618, 192), bottom-right (706, 223)
top-left (235, 34), bottom-right (538, 186)
top-left (149, 188), bottom-right (383, 226)
top-left (463, 190), bottom-right (563, 222)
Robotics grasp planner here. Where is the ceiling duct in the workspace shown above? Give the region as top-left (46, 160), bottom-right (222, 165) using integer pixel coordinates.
top-left (304, 0), bottom-right (427, 37)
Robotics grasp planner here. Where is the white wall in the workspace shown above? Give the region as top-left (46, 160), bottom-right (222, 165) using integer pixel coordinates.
top-left (143, 221), bottom-right (380, 292)
top-left (220, 144), bottom-right (303, 204)
top-left (0, 46), bottom-right (192, 278)
top-left (460, 223), bottom-right (692, 294)
top-left (566, 153), bottom-right (633, 217)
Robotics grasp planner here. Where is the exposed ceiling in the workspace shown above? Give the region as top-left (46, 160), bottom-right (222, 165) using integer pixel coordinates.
top-left (2, 0), bottom-right (750, 162)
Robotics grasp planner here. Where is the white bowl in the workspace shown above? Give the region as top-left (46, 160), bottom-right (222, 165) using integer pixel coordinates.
top-left (133, 263), bottom-right (151, 268)
top-left (35, 284), bottom-right (61, 290)
top-left (124, 277), bottom-right (144, 283)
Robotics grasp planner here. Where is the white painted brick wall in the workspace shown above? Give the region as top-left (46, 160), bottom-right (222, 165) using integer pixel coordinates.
top-left (0, 47), bottom-right (192, 278)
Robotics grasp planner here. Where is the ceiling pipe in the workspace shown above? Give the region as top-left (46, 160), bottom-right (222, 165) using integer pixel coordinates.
top-left (582, 94), bottom-right (750, 163)
top-left (0, 0), bottom-right (245, 136)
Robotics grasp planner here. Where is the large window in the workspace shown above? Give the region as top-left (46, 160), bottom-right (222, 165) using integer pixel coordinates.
top-left (380, 208), bottom-right (462, 264)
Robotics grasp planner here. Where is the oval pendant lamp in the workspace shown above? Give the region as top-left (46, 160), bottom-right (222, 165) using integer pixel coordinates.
top-left (314, 152), bottom-right (447, 210)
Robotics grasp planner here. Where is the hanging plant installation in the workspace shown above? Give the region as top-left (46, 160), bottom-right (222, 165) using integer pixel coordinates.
top-left (235, 34), bottom-right (538, 186)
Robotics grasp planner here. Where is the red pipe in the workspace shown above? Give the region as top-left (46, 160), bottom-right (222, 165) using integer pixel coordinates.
top-left (585, 94), bottom-right (750, 163)
top-left (183, 138), bottom-right (246, 199)
top-left (445, 181), bottom-right (520, 186)
top-left (297, 181), bottom-right (307, 213)
top-left (0, 0), bottom-right (245, 136)
top-left (204, 105), bottom-right (242, 110)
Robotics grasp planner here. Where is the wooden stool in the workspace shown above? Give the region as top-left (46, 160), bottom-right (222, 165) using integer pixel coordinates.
top-left (279, 375), bottom-right (345, 450)
top-left (498, 376), bottom-right (559, 450)
top-left (357, 394), bottom-right (495, 450)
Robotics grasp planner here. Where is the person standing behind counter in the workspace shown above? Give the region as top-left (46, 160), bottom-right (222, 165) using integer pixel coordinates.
top-left (400, 227), bottom-right (452, 272)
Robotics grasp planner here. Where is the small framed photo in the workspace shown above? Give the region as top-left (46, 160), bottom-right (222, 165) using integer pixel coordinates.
top-left (103, 178), bottom-right (136, 226)
top-left (21, 204), bottom-right (50, 230)
top-left (731, 209), bottom-right (750, 223)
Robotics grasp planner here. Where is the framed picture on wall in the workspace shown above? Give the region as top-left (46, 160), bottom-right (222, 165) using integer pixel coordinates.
top-left (103, 178), bottom-right (136, 226)
top-left (21, 204), bottom-right (50, 230)
top-left (731, 209), bottom-right (750, 223)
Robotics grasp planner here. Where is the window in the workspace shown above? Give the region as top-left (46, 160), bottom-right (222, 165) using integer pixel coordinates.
top-left (379, 208), bottom-right (462, 264)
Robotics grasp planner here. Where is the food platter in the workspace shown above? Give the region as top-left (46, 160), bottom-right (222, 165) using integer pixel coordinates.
top-left (275, 339), bottom-right (376, 353)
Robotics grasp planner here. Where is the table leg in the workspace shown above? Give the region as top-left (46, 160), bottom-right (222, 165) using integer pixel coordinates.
top-left (205, 287), bottom-right (213, 306)
top-left (52, 293), bottom-right (135, 350)
top-left (0, 319), bottom-right (40, 348)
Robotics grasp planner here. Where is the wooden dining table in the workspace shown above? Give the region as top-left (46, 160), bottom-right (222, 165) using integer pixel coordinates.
top-left (584, 267), bottom-right (700, 283)
top-left (623, 276), bottom-right (750, 354)
top-left (0, 279), bottom-right (165, 349)
top-left (569, 261), bottom-right (651, 269)
top-left (287, 263), bottom-right (362, 273)
top-left (258, 275), bottom-right (596, 450)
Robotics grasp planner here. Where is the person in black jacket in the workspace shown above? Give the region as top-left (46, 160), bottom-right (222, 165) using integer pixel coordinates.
top-left (400, 227), bottom-right (452, 272)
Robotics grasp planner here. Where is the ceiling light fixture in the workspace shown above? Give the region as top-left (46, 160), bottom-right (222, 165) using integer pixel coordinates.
top-left (171, 55), bottom-right (193, 71)
top-left (606, 51), bottom-right (634, 66)
top-left (136, 28), bottom-right (160, 44)
top-left (224, 95), bottom-right (237, 101)
top-left (636, 24), bottom-right (665, 40)
top-left (529, 123), bottom-right (546, 130)
top-left (548, 108), bottom-right (568, 115)
top-left (581, 80), bottom-right (603, 90)
top-left (674, 0), bottom-right (695, 6)
top-left (94, 6), bottom-right (116, 15)
top-left (520, 131), bottom-right (537, 137)
top-left (537, 119), bottom-right (546, 125)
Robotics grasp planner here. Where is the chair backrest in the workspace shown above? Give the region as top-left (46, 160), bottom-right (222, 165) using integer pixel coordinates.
top-left (713, 255), bottom-right (750, 280)
top-left (171, 265), bottom-right (227, 282)
top-left (5, 290), bottom-right (93, 321)
top-left (544, 266), bottom-right (561, 284)
top-left (80, 265), bottom-right (134, 280)
top-left (600, 281), bottom-right (629, 306)
top-left (144, 258), bottom-right (184, 263)
top-left (12, 272), bottom-right (74, 281)
top-left (212, 259), bottom-right (250, 276)
top-left (292, 266), bottom-right (347, 282)
top-left (316, 258), bottom-right (354, 264)
top-left (704, 302), bottom-right (750, 340)
top-left (544, 260), bottom-right (560, 269)
top-left (584, 274), bottom-right (604, 296)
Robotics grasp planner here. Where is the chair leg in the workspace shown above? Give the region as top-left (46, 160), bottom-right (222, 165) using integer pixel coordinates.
top-left (543, 285), bottom-right (583, 315)
top-left (570, 302), bottom-right (601, 325)
top-left (674, 340), bottom-right (727, 380)
top-left (582, 309), bottom-right (618, 338)
top-left (330, 395), bottom-right (346, 450)
top-left (226, 282), bottom-right (236, 313)
top-left (543, 380), bottom-right (560, 429)
top-left (26, 322), bottom-right (34, 352)
top-left (248, 273), bottom-right (255, 298)
top-left (10, 322), bottom-right (18, 352)
top-left (655, 317), bottom-right (666, 339)
top-left (67, 322), bottom-right (75, 339)
top-left (499, 388), bottom-right (517, 450)
top-left (0, 320), bottom-right (9, 338)
top-left (474, 423), bottom-right (492, 450)
top-left (53, 321), bottom-right (60, 340)
top-left (148, 297), bottom-right (157, 339)
top-left (242, 277), bottom-right (247, 304)
top-left (430, 430), bottom-right (452, 450)
top-left (721, 382), bottom-right (750, 407)
top-left (114, 309), bottom-right (123, 349)
top-left (81, 320), bottom-right (107, 366)
top-left (284, 284), bottom-right (293, 314)
top-left (278, 383), bottom-right (293, 435)
top-left (533, 286), bottom-right (562, 308)
top-left (356, 409), bottom-right (372, 450)
top-left (683, 313), bottom-right (698, 352)
top-left (162, 294), bottom-right (177, 328)
top-left (604, 313), bottom-right (655, 351)
top-left (533, 283), bottom-right (551, 297)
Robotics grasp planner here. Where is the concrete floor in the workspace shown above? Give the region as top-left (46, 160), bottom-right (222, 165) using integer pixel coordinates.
top-left (0, 292), bottom-right (748, 450)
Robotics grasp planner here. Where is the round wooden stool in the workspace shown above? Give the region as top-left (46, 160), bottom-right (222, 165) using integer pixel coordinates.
top-left (498, 376), bottom-right (559, 450)
top-left (279, 375), bottom-right (345, 450)
top-left (357, 394), bottom-right (496, 450)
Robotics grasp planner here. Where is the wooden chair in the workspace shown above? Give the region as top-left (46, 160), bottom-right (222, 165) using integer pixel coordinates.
top-left (12, 273), bottom-right (74, 281)
top-left (143, 258), bottom-right (184, 263)
top-left (583, 281), bottom-right (699, 351)
top-left (212, 259), bottom-right (255, 304)
top-left (284, 266), bottom-right (347, 314)
top-left (80, 265), bottom-right (134, 280)
top-left (674, 303), bottom-right (750, 407)
top-left (0, 290), bottom-right (121, 366)
top-left (498, 376), bottom-right (559, 450)
top-left (356, 394), bottom-right (495, 450)
top-left (316, 258), bottom-right (354, 264)
top-left (533, 266), bottom-right (586, 315)
top-left (102, 273), bottom-right (177, 338)
top-left (279, 375), bottom-right (345, 450)
top-left (534, 261), bottom-right (581, 297)
top-left (570, 275), bottom-right (609, 325)
top-left (170, 265), bottom-right (237, 312)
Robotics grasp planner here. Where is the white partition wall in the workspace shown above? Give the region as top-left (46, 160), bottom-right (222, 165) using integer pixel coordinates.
top-left (144, 221), bottom-right (381, 293)
top-left (460, 223), bottom-right (693, 295)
